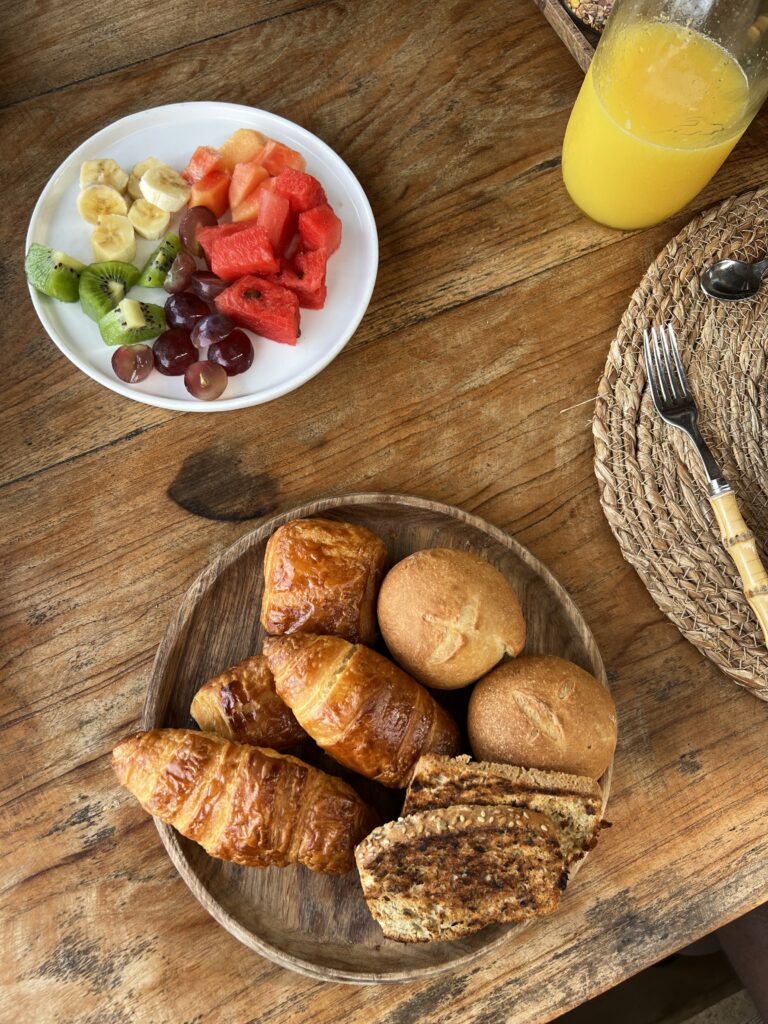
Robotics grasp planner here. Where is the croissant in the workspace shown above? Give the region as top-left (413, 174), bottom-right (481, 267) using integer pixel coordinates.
top-left (190, 656), bottom-right (306, 750)
top-left (261, 517), bottom-right (388, 644)
top-left (112, 729), bottom-right (376, 874)
top-left (263, 634), bottom-right (461, 788)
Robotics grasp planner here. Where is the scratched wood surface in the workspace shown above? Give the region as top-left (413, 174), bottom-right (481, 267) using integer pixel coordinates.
top-left (2, 1), bottom-right (767, 1022)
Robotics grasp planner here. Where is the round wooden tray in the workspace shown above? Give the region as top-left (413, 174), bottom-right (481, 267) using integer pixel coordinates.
top-left (143, 493), bottom-right (612, 984)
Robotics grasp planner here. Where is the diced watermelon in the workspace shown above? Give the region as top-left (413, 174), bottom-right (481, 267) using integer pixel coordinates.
top-left (271, 249), bottom-right (327, 309)
top-left (182, 146), bottom-right (225, 184)
top-left (209, 223), bottom-right (279, 280)
top-left (229, 160), bottom-right (269, 209)
top-left (218, 129), bottom-right (268, 172)
top-left (216, 276), bottom-right (300, 345)
top-left (260, 140), bottom-right (306, 176)
top-left (189, 169), bottom-right (231, 218)
top-left (274, 169), bottom-right (327, 213)
top-left (298, 204), bottom-right (342, 255)
top-left (257, 190), bottom-right (293, 257)
top-left (197, 222), bottom-right (250, 266)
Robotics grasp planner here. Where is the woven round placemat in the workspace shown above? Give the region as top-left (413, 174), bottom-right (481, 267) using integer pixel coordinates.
top-left (594, 185), bottom-right (768, 699)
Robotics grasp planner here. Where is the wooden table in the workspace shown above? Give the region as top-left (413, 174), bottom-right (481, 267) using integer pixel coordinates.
top-left (3, 2), bottom-right (768, 1021)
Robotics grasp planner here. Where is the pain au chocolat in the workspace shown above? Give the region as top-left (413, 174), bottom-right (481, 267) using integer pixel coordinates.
top-left (260, 517), bottom-right (388, 645)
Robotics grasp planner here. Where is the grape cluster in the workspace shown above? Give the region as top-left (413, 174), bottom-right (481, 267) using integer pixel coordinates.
top-left (111, 206), bottom-right (254, 401)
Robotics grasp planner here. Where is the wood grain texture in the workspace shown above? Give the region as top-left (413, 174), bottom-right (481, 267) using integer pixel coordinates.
top-left (532, 0), bottom-right (595, 72)
top-left (143, 494), bottom-right (612, 982)
top-left (2, 0), bottom-right (768, 1021)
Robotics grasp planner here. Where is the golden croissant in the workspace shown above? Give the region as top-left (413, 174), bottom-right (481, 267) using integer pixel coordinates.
top-left (263, 634), bottom-right (461, 788)
top-left (112, 729), bottom-right (376, 874)
top-left (190, 655), bottom-right (306, 750)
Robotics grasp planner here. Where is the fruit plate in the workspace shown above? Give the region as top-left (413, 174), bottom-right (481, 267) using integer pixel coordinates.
top-left (143, 493), bottom-right (612, 984)
top-left (25, 101), bottom-right (378, 413)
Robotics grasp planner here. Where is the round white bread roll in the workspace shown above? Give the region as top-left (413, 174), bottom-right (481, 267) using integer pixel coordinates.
top-left (467, 655), bottom-right (617, 779)
top-left (376, 548), bottom-right (525, 689)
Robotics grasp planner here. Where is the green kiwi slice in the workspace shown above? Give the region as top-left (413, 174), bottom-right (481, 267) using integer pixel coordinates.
top-left (99, 298), bottom-right (166, 346)
top-left (25, 244), bottom-right (86, 302)
top-left (79, 261), bottom-right (140, 322)
top-left (138, 233), bottom-right (182, 287)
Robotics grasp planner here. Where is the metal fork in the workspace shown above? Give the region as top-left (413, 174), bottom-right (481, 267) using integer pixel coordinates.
top-left (643, 325), bottom-right (768, 646)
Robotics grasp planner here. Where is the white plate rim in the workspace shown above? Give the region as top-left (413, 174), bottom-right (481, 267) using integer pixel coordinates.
top-left (25, 101), bottom-right (378, 413)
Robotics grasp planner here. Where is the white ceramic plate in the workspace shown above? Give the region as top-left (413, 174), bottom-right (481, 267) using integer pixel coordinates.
top-left (25, 102), bottom-right (378, 412)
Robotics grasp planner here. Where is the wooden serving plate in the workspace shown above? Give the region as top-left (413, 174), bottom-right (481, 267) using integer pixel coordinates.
top-left (143, 493), bottom-right (612, 984)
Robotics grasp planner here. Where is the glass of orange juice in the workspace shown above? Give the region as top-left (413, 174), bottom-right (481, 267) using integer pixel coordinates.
top-left (562, 0), bottom-right (768, 229)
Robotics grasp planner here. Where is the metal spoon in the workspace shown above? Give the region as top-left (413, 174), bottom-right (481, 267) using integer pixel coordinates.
top-left (700, 257), bottom-right (768, 300)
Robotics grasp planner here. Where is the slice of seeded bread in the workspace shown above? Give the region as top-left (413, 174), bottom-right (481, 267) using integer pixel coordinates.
top-left (355, 803), bottom-right (566, 943)
top-left (402, 753), bottom-right (603, 865)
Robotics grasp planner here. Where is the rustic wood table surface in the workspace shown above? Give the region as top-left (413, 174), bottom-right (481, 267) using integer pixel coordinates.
top-left (3, 2), bottom-right (768, 1022)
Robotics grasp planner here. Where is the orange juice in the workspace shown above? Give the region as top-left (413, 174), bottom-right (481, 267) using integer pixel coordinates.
top-left (562, 21), bottom-right (750, 229)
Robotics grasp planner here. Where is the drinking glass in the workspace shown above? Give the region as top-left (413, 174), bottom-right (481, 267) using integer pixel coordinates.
top-left (562, 0), bottom-right (768, 229)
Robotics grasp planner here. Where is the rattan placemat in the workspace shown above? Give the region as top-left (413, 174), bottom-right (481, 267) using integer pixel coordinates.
top-left (594, 185), bottom-right (768, 699)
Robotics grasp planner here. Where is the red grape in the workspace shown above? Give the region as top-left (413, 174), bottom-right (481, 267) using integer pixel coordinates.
top-left (191, 313), bottom-right (237, 349)
top-left (184, 360), bottom-right (228, 401)
top-left (111, 344), bottom-right (154, 383)
top-left (180, 206), bottom-right (218, 256)
top-left (165, 292), bottom-right (210, 330)
top-left (190, 271), bottom-right (228, 302)
top-left (153, 328), bottom-right (197, 376)
top-left (163, 251), bottom-right (196, 294)
top-left (208, 330), bottom-right (254, 376)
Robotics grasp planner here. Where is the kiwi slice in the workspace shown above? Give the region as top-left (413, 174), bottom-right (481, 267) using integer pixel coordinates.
top-left (99, 298), bottom-right (166, 346)
top-left (138, 233), bottom-right (182, 287)
top-left (79, 260), bottom-right (140, 322)
top-left (25, 244), bottom-right (86, 302)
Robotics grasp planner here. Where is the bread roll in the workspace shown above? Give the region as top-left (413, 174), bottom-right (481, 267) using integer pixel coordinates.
top-left (261, 517), bottom-right (387, 645)
top-left (377, 548), bottom-right (525, 689)
top-left (468, 656), bottom-right (616, 779)
top-left (263, 633), bottom-right (461, 788)
top-left (190, 655), bottom-right (306, 750)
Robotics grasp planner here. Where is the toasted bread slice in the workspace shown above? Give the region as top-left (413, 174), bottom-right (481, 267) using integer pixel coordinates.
top-left (402, 754), bottom-right (603, 865)
top-left (355, 803), bottom-right (566, 943)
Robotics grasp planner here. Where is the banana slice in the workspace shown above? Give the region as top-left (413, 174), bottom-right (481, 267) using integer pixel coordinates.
top-left (139, 165), bottom-right (190, 212)
top-left (91, 215), bottom-right (136, 262)
top-left (77, 184), bottom-right (128, 224)
top-left (128, 197), bottom-right (171, 240)
top-left (127, 157), bottom-right (164, 200)
top-left (80, 159), bottom-right (129, 192)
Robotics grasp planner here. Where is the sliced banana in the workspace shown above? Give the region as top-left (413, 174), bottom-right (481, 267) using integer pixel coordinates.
top-left (91, 214), bottom-right (136, 262)
top-left (128, 197), bottom-right (171, 240)
top-left (77, 184), bottom-right (128, 224)
top-left (139, 165), bottom-right (190, 212)
top-left (127, 156), bottom-right (164, 200)
top-left (80, 159), bottom-right (129, 192)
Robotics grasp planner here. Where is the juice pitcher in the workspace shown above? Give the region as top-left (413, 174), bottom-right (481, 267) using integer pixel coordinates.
top-left (562, 0), bottom-right (768, 229)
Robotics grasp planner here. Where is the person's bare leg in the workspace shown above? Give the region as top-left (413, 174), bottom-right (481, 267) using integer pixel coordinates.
top-left (717, 903), bottom-right (768, 1021)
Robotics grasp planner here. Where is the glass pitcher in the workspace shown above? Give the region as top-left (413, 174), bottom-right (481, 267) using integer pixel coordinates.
top-left (562, 0), bottom-right (768, 229)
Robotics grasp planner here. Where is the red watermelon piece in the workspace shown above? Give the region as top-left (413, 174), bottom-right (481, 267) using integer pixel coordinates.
top-left (182, 146), bottom-right (225, 184)
top-left (274, 169), bottom-right (327, 213)
top-left (271, 249), bottom-right (327, 309)
top-left (298, 204), bottom-right (342, 255)
top-left (257, 190), bottom-right (293, 257)
top-left (209, 223), bottom-right (279, 280)
top-left (216, 276), bottom-right (300, 345)
top-left (197, 222), bottom-right (249, 266)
